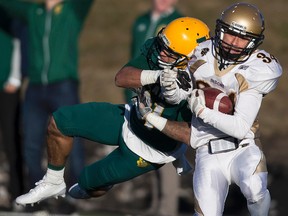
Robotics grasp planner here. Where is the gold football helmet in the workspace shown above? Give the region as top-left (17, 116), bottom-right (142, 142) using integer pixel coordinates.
top-left (147, 17), bottom-right (210, 69)
top-left (214, 3), bottom-right (265, 64)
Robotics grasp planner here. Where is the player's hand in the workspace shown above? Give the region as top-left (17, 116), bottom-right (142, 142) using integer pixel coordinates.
top-left (138, 102), bottom-right (152, 119)
top-left (4, 83), bottom-right (18, 93)
top-left (188, 89), bottom-right (206, 117)
top-left (134, 88), bottom-right (153, 120)
top-left (138, 102), bottom-right (167, 131)
top-left (176, 69), bottom-right (191, 91)
top-left (160, 67), bottom-right (192, 94)
top-left (160, 67), bottom-right (178, 93)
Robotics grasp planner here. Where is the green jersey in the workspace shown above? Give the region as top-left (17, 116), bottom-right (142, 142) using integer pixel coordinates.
top-left (126, 38), bottom-right (191, 152)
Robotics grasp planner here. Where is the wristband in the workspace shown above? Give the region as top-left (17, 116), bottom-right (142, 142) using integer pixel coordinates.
top-left (140, 70), bottom-right (161, 86)
top-left (146, 113), bottom-right (167, 131)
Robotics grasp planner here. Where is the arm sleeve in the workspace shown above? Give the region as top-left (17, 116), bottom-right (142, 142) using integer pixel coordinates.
top-left (125, 53), bottom-right (150, 70)
top-left (5, 38), bottom-right (21, 88)
top-left (200, 89), bottom-right (263, 139)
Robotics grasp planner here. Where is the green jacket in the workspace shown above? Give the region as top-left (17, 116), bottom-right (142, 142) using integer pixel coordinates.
top-left (130, 9), bottom-right (183, 59)
top-left (0, 0), bottom-right (93, 84)
top-left (0, 7), bottom-right (13, 89)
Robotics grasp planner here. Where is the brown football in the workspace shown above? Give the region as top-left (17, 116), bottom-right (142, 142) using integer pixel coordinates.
top-left (202, 87), bottom-right (233, 114)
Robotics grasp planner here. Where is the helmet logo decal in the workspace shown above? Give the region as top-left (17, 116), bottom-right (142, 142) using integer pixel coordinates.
top-left (161, 34), bottom-right (170, 46)
top-left (239, 65), bottom-right (249, 70)
top-left (230, 21), bottom-right (247, 34)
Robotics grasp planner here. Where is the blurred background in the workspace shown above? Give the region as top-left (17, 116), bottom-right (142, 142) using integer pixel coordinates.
top-left (0, 0), bottom-right (287, 215)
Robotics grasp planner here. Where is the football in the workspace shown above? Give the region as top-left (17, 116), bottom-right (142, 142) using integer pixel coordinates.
top-left (202, 87), bottom-right (233, 114)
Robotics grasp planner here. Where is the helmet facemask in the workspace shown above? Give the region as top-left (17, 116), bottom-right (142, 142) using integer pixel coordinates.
top-left (214, 20), bottom-right (264, 65)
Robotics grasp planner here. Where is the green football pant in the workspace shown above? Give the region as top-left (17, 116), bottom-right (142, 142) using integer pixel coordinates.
top-left (53, 102), bottom-right (163, 190)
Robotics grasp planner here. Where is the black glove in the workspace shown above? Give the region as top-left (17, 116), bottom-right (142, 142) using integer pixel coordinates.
top-left (176, 69), bottom-right (191, 91)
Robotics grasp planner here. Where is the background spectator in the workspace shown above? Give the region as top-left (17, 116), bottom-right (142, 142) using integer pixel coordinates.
top-left (0, 0), bottom-right (94, 202)
top-left (0, 6), bottom-right (24, 210)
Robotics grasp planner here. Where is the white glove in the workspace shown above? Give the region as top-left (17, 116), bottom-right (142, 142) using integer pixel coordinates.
top-left (188, 89), bottom-right (207, 117)
top-left (136, 102), bottom-right (167, 131)
top-left (160, 67), bottom-right (178, 95)
top-left (138, 102), bottom-right (152, 119)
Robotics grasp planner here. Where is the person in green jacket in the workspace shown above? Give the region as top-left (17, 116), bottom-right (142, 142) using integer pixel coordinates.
top-left (124, 0), bottom-right (183, 102)
top-left (14, 17), bottom-right (210, 210)
top-left (0, 6), bottom-right (24, 209)
top-left (0, 0), bottom-right (94, 190)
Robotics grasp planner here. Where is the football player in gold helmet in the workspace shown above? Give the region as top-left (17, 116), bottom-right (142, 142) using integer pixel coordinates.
top-left (142, 3), bottom-right (282, 216)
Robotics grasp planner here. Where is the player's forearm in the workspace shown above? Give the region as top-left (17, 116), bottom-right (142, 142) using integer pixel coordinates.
top-left (162, 120), bottom-right (191, 145)
top-left (145, 113), bottom-right (191, 145)
top-left (115, 66), bottom-right (162, 88)
top-left (200, 89), bottom-right (262, 139)
top-left (115, 66), bottom-right (142, 88)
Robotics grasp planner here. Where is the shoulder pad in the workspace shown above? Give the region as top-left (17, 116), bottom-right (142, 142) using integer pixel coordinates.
top-left (237, 50), bottom-right (282, 94)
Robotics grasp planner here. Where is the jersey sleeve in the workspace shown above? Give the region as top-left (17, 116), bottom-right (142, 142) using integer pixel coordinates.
top-left (6, 38), bottom-right (21, 88)
top-left (200, 88), bottom-right (263, 139)
top-left (244, 52), bottom-right (282, 95)
top-left (177, 101), bottom-right (192, 122)
top-left (69, 0), bottom-right (94, 21)
top-left (125, 38), bottom-right (157, 70)
top-left (124, 53), bottom-right (150, 70)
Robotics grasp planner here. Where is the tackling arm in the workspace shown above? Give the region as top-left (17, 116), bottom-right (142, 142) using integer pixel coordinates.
top-left (115, 65), bottom-right (162, 88)
top-left (162, 120), bottom-right (191, 145)
top-left (139, 108), bottom-right (191, 145)
top-left (115, 66), bottom-right (142, 88)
